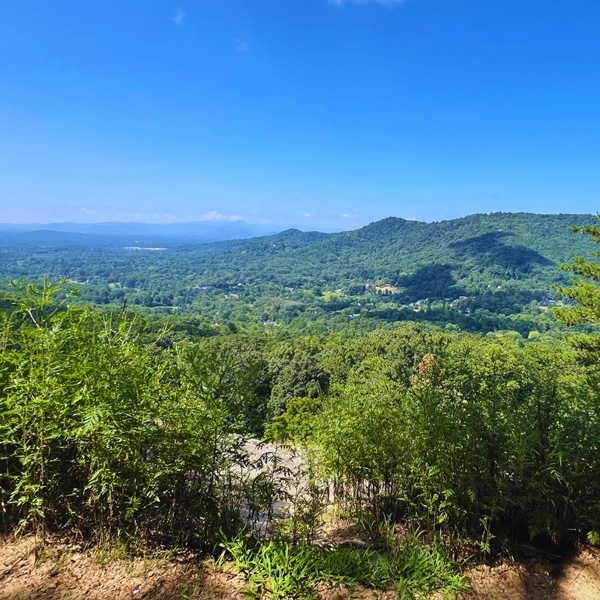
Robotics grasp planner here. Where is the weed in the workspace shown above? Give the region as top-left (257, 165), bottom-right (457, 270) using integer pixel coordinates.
top-left (178, 583), bottom-right (202, 599)
top-left (218, 530), bottom-right (468, 600)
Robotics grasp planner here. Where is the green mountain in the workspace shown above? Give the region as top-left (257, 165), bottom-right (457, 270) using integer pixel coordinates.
top-left (0, 212), bottom-right (597, 335)
top-left (175, 212), bottom-right (595, 292)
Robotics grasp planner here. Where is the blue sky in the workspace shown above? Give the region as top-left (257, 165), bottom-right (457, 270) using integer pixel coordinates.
top-left (1, 0), bottom-right (599, 229)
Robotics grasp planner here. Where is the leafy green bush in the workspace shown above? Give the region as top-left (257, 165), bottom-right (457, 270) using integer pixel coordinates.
top-left (305, 333), bottom-right (600, 549)
top-left (0, 280), bottom-right (260, 547)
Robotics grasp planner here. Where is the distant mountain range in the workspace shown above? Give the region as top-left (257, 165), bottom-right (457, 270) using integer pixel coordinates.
top-left (0, 221), bottom-right (286, 244)
top-left (1, 212), bottom-right (598, 334)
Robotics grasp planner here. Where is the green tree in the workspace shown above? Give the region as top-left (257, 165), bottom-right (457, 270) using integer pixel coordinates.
top-left (554, 216), bottom-right (600, 326)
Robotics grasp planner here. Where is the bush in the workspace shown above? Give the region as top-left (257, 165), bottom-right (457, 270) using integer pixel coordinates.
top-left (0, 280), bottom-right (258, 547)
top-left (219, 530), bottom-right (467, 600)
top-left (305, 334), bottom-right (600, 550)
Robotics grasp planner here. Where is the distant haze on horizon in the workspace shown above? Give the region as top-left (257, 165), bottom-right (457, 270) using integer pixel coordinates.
top-left (1, 211), bottom-right (595, 237)
top-left (1, 1), bottom-right (599, 228)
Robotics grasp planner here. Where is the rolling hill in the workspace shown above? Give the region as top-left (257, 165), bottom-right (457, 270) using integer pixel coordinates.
top-left (0, 212), bottom-right (597, 334)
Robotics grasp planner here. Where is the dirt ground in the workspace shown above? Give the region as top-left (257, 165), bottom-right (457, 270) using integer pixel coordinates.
top-left (0, 535), bottom-right (243, 600)
top-left (1, 534), bottom-right (600, 600)
top-left (461, 548), bottom-right (600, 600)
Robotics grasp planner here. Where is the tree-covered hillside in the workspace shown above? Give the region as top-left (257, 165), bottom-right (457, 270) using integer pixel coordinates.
top-left (0, 212), bottom-right (597, 335)
top-left (183, 212), bottom-right (594, 289)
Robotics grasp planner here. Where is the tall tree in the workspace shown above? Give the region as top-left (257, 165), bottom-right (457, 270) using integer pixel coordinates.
top-left (553, 216), bottom-right (600, 326)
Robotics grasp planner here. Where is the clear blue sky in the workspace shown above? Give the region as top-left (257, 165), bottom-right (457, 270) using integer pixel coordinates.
top-left (1, 0), bottom-right (599, 229)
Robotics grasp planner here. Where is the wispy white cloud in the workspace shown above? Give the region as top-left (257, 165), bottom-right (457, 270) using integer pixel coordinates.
top-left (131, 211), bottom-right (176, 220)
top-left (173, 8), bottom-right (185, 26)
top-left (199, 210), bottom-right (245, 222)
top-left (298, 212), bottom-right (312, 218)
top-left (342, 213), bottom-right (358, 218)
top-left (329, 0), bottom-right (407, 7)
top-left (80, 207), bottom-right (98, 215)
top-left (234, 39), bottom-right (249, 51)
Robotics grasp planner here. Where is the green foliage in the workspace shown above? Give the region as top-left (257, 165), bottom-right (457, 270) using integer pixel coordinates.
top-left (554, 217), bottom-right (600, 326)
top-left (266, 337), bottom-right (328, 418)
top-left (281, 331), bottom-right (600, 549)
top-left (0, 280), bottom-right (264, 547)
top-left (219, 531), bottom-right (467, 600)
top-left (220, 534), bottom-right (317, 599)
top-left (265, 396), bottom-right (323, 443)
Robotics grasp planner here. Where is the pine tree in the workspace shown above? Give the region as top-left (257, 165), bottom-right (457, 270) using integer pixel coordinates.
top-left (553, 216), bottom-right (600, 326)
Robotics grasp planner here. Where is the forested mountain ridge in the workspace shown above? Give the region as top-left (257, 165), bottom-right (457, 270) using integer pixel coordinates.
top-left (0, 212), bottom-right (597, 336)
top-left (185, 212), bottom-right (594, 289)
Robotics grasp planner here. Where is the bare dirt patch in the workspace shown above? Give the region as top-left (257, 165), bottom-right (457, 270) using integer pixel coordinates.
top-left (460, 547), bottom-right (600, 600)
top-left (0, 535), bottom-right (246, 600)
top-left (1, 534), bottom-right (599, 600)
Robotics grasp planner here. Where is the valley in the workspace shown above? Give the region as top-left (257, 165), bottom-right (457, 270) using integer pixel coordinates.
top-left (2, 212), bottom-right (600, 599)
top-left (1, 212), bottom-right (596, 337)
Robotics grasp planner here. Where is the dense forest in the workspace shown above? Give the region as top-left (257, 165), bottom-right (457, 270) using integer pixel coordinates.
top-left (1, 213), bottom-right (600, 598)
top-left (0, 212), bottom-right (598, 339)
